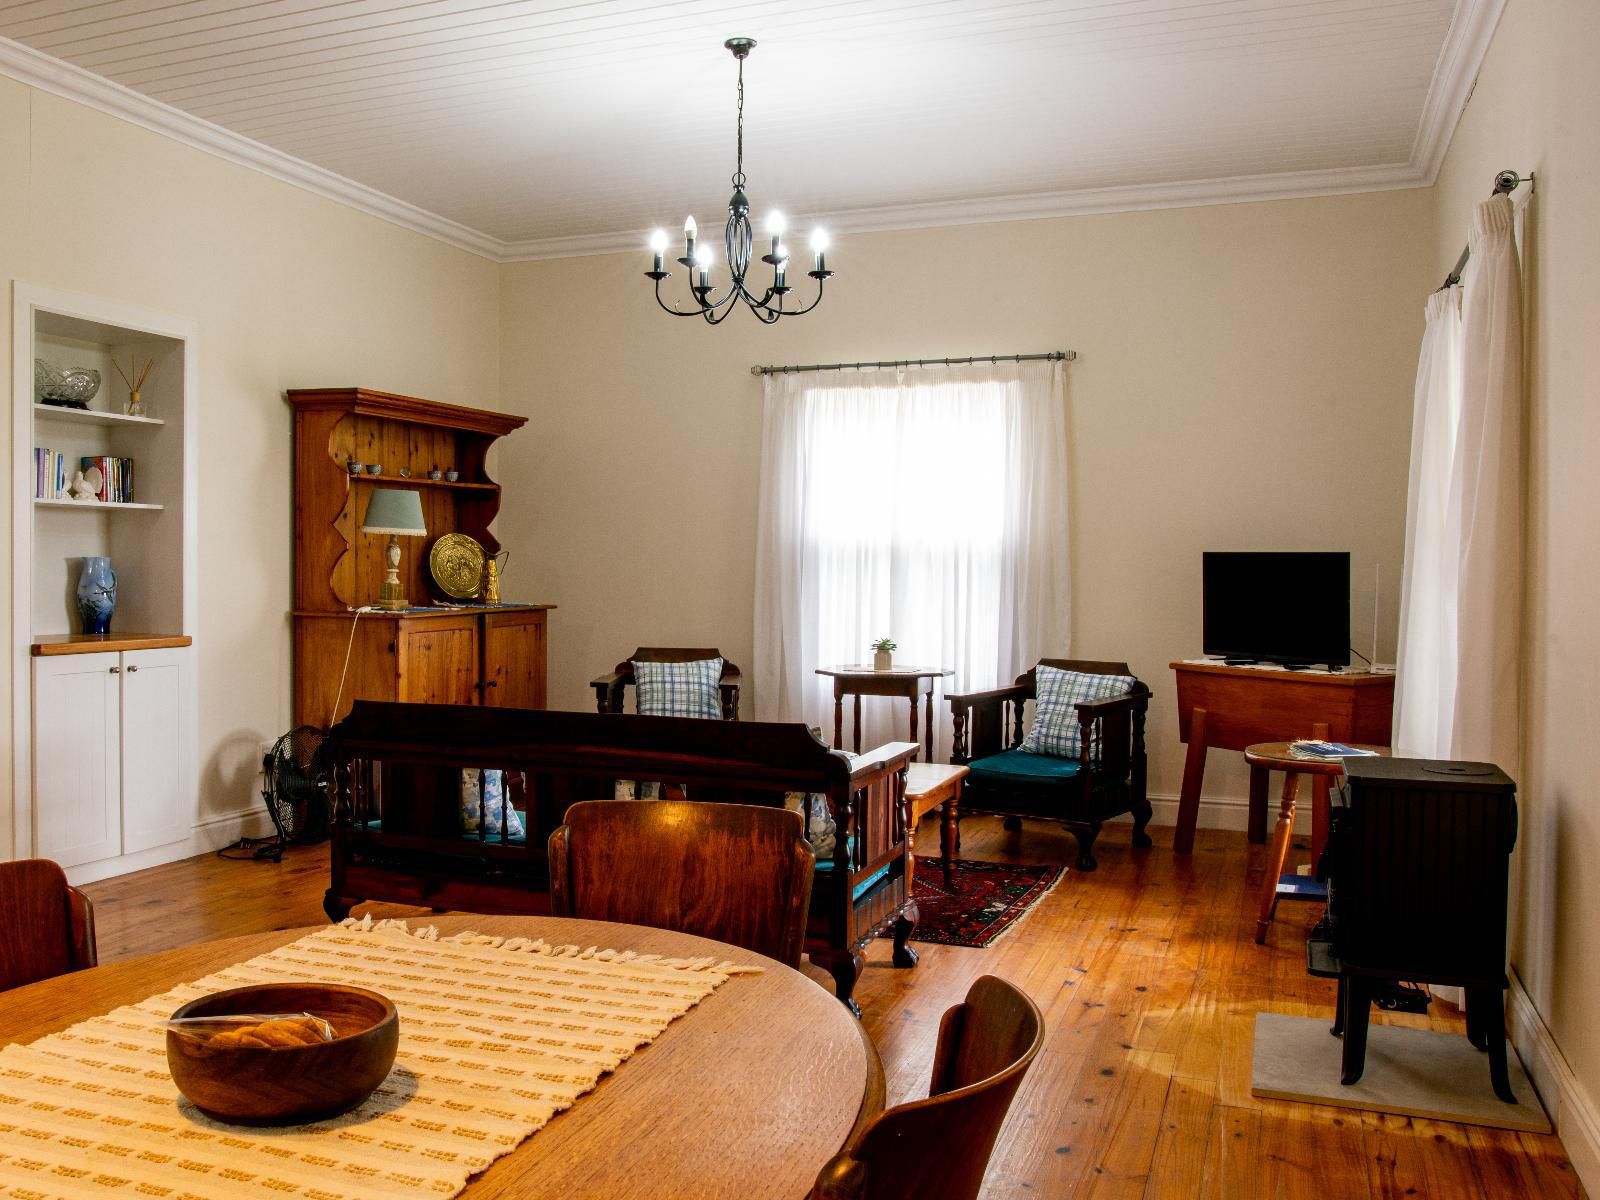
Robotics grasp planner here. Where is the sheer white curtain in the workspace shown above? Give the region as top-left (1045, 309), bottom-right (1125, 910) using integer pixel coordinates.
top-left (754, 361), bottom-right (1070, 745)
top-left (1393, 192), bottom-right (1526, 769)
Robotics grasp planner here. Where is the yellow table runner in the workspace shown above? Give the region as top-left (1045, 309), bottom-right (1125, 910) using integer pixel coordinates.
top-left (0, 917), bottom-right (756, 1199)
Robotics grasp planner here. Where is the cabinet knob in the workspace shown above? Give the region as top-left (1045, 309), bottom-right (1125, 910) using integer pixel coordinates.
top-left (108, 666), bottom-right (120, 674)
top-left (126, 665), bottom-right (140, 673)
top-left (485, 680), bottom-right (498, 689)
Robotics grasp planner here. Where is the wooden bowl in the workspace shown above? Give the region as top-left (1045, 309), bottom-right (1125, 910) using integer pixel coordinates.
top-left (166, 983), bottom-right (399, 1125)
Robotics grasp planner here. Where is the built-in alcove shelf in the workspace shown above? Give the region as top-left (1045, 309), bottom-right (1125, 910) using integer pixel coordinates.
top-left (12, 282), bottom-right (199, 881)
top-left (34, 498), bottom-right (165, 511)
top-left (33, 403), bottom-right (165, 428)
top-left (346, 473), bottom-right (495, 492)
top-left (32, 632), bottom-right (192, 657)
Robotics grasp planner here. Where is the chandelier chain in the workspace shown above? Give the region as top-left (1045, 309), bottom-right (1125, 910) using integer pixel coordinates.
top-left (733, 56), bottom-right (746, 189)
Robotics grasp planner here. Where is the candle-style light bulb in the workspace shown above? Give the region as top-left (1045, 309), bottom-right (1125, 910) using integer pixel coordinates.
top-left (764, 211), bottom-right (784, 262)
top-left (694, 243), bottom-right (714, 289)
top-left (684, 215), bottom-right (697, 237)
top-left (774, 243), bottom-right (789, 287)
top-left (809, 228), bottom-right (830, 273)
top-left (684, 215), bottom-right (697, 263)
top-left (649, 228), bottom-right (668, 273)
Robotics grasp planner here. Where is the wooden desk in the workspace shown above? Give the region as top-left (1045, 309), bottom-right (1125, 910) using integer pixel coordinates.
top-left (0, 915), bottom-right (881, 1199)
top-left (1170, 661), bottom-right (1394, 854)
top-left (906, 762), bottom-right (967, 889)
top-left (816, 665), bottom-right (955, 761)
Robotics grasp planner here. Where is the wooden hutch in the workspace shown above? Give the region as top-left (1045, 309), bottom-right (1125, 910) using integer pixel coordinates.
top-left (288, 388), bottom-right (552, 727)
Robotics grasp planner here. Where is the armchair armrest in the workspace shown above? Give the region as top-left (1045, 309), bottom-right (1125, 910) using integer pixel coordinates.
top-left (844, 741), bottom-right (919, 783)
top-left (947, 685), bottom-right (1029, 763)
top-left (590, 670), bottom-right (626, 714)
top-left (1072, 687), bottom-right (1149, 719)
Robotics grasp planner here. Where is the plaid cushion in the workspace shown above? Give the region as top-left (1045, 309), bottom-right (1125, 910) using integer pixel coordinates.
top-left (1019, 667), bottom-right (1135, 759)
top-left (633, 657), bottom-right (724, 720)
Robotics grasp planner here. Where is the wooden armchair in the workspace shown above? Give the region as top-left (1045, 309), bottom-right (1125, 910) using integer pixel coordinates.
top-left (0, 859), bottom-right (97, 992)
top-left (810, 975), bottom-right (1043, 1200)
top-left (948, 658), bottom-right (1151, 871)
top-left (591, 647), bottom-right (742, 718)
top-left (549, 800), bottom-right (815, 968)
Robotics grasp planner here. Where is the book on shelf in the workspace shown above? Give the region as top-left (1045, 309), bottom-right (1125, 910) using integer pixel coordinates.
top-left (33, 448), bottom-right (70, 499)
top-left (80, 455), bottom-right (136, 503)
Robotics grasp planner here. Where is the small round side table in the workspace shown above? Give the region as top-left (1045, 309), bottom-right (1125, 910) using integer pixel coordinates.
top-left (1243, 738), bottom-right (1389, 944)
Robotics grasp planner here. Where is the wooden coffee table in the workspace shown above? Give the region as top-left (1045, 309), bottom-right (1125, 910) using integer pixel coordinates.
top-left (905, 762), bottom-right (967, 889)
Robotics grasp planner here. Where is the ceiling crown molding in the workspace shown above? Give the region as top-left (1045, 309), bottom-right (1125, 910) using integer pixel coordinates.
top-left (1411, 0), bottom-right (1507, 184)
top-left (0, 1), bottom-right (1504, 265)
top-left (0, 35), bottom-right (502, 261)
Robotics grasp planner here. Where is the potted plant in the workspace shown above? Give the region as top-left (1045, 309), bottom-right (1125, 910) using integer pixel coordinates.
top-left (871, 637), bottom-right (897, 672)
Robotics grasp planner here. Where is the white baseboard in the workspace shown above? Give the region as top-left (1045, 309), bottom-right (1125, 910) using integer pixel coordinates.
top-left (1110, 790), bottom-right (1312, 835)
top-left (65, 806), bottom-right (273, 886)
top-left (1508, 972), bottom-right (1600, 1193)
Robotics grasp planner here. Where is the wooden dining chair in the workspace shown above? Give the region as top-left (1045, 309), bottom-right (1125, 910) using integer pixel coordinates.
top-left (0, 858), bottom-right (97, 992)
top-left (547, 801), bottom-right (815, 968)
top-left (810, 975), bottom-right (1043, 1200)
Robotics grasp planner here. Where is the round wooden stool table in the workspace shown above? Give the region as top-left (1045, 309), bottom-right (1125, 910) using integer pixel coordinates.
top-left (0, 915), bottom-right (882, 1198)
top-left (1243, 738), bottom-right (1389, 944)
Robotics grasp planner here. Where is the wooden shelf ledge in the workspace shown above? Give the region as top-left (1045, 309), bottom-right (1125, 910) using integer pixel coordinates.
top-left (32, 633), bottom-right (193, 656)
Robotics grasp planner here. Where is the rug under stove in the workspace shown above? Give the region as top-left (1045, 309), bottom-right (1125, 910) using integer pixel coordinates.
top-left (894, 856), bottom-right (1065, 948)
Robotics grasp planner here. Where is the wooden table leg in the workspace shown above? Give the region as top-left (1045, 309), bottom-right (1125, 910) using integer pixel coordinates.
top-left (832, 683), bottom-right (844, 750)
top-left (1255, 770), bottom-right (1301, 944)
top-left (941, 781), bottom-right (961, 890)
top-left (1248, 764), bottom-right (1269, 844)
top-left (908, 689), bottom-right (919, 760)
top-left (852, 695), bottom-right (862, 753)
top-left (1174, 707), bottom-right (1209, 855)
top-left (924, 689), bottom-right (935, 762)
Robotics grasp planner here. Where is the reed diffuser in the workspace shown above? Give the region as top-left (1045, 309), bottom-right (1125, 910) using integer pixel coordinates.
top-left (114, 352), bottom-right (154, 417)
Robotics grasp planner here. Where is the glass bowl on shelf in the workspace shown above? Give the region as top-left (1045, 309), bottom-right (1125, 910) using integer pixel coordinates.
top-left (35, 358), bottom-right (102, 408)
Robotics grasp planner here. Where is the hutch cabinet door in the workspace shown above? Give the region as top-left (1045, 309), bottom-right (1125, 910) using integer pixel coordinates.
top-left (397, 617), bottom-right (479, 705)
top-left (32, 652), bottom-right (122, 868)
top-left (482, 610), bottom-right (548, 710)
top-left (121, 647), bottom-right (194, 854)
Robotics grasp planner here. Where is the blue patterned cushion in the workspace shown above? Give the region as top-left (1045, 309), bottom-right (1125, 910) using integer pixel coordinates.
top-left (461, 768), bottom-right (525, 838)
top-left (633, 657), bottom-right (724, 720)
top-left (1018, 667), bottom-right (1135, 759)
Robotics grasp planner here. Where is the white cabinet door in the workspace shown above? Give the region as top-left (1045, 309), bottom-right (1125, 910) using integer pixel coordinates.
top-left (121, 647), bottom-right (194, 854)
top-left (32, 653), bottom-right (122, 868)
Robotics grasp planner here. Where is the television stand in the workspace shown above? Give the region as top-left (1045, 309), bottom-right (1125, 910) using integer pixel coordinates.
top-left (1168, 661), bottom-right (1395, 854)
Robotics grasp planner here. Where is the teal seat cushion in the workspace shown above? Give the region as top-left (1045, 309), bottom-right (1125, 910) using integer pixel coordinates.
top-left (967, 749), bottom-right (1083, 785)
top-left (813, 836), bottom-right (894, 902)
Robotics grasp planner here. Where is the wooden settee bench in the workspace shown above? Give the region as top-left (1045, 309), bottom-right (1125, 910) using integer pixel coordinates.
top-left (324, 701), bottom-right (920, 1013)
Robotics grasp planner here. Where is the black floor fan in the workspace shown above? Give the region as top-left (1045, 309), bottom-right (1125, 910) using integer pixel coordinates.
top-left (220, 726), bottom-right (335, 862)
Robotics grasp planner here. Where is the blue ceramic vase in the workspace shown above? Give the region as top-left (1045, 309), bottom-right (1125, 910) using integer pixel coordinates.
top-left (76, 556), bottom-right (117, 635)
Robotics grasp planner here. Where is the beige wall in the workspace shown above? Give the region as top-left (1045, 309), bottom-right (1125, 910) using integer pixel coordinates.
top-left (0, 80), bottom-right (502, 855)
top-left (499, 189), bottom-right (1436, 808)
top-left (1433, 0), bottom-right (1600, 1161)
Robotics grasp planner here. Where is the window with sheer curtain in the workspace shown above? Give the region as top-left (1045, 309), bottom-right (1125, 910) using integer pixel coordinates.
top-left (754, 360), bottom-right (1071, 748)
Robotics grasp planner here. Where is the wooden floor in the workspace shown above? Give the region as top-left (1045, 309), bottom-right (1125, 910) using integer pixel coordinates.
top-left (78, 819), bottom-right (1582, 1200)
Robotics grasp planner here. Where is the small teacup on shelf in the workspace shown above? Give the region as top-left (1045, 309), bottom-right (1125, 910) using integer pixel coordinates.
top-left (445, 470), bottom-right (460, 482)
top-left (428, 469), bottom-right (443, 481)
top-left (397, 468), bottom-right (411, 478)
top-left (365, 463), bottom-right (382, 476)
top-left (348, 461), bottom-right (365, 475)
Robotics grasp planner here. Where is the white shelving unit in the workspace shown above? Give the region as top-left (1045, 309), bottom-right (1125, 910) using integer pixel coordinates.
top-left (11, 283), bottom-right (198, 882)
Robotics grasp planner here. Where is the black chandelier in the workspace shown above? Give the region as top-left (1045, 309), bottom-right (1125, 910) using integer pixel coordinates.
top-left (646, 37), bottom-right (832, 324)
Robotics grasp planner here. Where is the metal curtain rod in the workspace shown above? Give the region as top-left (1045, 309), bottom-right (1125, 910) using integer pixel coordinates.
top-left (1440, 168), bottom-right (1532, 290)
top-left (750, 350), bottom-right (1076, 377)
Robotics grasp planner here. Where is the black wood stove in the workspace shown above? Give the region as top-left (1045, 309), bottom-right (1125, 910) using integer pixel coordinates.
top-left (1309, 756), bottom-right (1519, 1102)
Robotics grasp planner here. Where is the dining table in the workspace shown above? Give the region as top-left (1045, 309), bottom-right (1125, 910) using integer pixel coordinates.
top-left (0, 914), bottom-right (883, 1199)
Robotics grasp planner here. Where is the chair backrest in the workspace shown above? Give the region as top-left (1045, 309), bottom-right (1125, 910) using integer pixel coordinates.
top-left (0, 859), bottom-right (97, 992)
top-left (547, 800), bottom-right (815, 967)
top-left (591, 647), bottom-right (743, 719)
top-left (811, 975), bottom-right (1043, 1200)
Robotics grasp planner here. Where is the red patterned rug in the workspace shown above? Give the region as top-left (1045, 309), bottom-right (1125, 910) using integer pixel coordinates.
top-left (893, 856), bottom-right (1065, 948)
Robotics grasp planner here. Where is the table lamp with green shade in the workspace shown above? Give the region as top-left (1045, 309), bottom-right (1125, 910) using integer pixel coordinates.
top-left (361, 489), bottom-right (427, 611)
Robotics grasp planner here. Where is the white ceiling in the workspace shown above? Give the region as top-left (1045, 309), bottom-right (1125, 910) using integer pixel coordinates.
top-left (0, 1), bottom-right (1496, 260)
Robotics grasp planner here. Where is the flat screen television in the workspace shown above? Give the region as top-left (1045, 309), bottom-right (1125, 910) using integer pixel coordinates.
top-left (1203, 551), bottom-right (1351, 667)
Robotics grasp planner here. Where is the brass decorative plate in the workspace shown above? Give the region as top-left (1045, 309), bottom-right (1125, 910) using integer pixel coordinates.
top-left (429, 533), bottom-right (485, 599)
